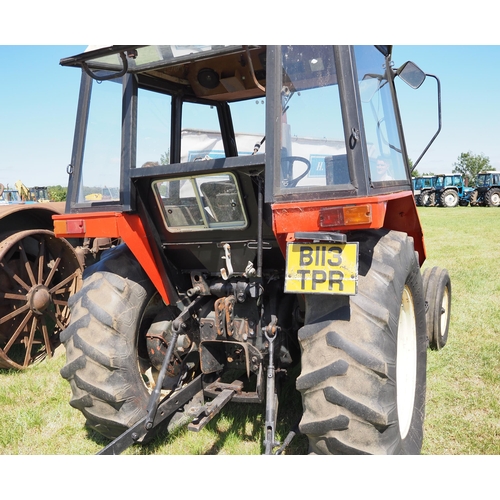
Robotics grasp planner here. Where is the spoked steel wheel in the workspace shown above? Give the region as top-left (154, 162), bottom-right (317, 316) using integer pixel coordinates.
top-left (0, 229), bottom-right (82, 370)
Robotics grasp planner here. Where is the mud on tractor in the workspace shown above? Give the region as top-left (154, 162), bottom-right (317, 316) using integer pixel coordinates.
top-left (53, 45), bottom-right (450, 455)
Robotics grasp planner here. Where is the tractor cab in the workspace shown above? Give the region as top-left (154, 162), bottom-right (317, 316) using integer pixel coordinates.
top-left (57, 45), bottom-right (435, 277)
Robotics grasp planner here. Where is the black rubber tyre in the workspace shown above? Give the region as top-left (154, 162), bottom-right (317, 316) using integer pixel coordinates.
top-left (440, 189), bottom-right (459, 208)
top-left (422, 267), bottom-right (451, 350)
top-left (297, 229), bottom-right (427, 455)
top-left (418, 190), bottom-right (434, 207)
top-left (427, 192), bottom-right (436, 207)
top-left (60, 244), bottom-right (165, 439)
top-left (469, 190), bottom-right (479, 206)
top-left (485, 188), bottom-right (500, 207)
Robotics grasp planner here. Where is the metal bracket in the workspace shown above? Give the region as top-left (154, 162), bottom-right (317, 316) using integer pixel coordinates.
top-left (187, 380), bottom-right (244, 432)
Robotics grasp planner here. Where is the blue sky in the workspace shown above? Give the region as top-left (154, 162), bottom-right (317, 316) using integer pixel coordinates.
top-left (0, 44), bottom-right (499, 188)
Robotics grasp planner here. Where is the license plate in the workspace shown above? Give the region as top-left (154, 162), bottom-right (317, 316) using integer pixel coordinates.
top-left (284, 242), bottom-right (359, 295)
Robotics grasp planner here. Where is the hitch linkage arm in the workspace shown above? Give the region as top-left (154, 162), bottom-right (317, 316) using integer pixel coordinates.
top-left (145, 296), bottom-right (205, 430)
top-left (263, 324), bottom-right (280, 455)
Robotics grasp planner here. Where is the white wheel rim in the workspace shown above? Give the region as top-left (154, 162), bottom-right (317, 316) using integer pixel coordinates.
top-left (396, 285), bottom-right (417, 440)
top-left (440, 286), bottom-right (449, 336)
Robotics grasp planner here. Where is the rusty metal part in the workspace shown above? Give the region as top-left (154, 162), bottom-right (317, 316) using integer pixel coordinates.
top-left (202, 369), bottom-right (264, 404)
top-left (224, 295), bottom-right (236, 336)
top-left (214, 297), bottom-right (225, 336)
top-left (189, 271), bottom-right (211, 295)
top-left (0, 229), bottom-right (82, 369)
top-left (187, 380), bottom-right (244, 431)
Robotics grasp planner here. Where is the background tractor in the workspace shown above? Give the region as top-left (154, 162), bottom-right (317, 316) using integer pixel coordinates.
top-left (53, 44), bottom-right (449, 455)
top-left (470, 171), bottom-right (500, 206)
top-left (413, 175), bottom-right (437, 206)
top-left (415, 173), bottom-right (472, 207)
top-left (433, 173), bottom-right (473, 207)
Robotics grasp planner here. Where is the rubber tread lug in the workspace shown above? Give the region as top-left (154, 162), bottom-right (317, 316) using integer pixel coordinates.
top-left (326, 331), bottom-right (388, 378)
top-left (324, 437), bottom-right (370, 455)
top-left (299, 415), bottom-right (350, 435)
top-left (323, 386), bottom-right (388, 429)
top-left (296, 359), bottom-right (348, 391)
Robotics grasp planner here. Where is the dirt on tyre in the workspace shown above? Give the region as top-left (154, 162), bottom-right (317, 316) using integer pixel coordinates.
top-left (60, 244), bottom-right (184, 440)
top-left (422, 266), bottom-right (451, 350)
top-left (297, 229), bottom-right (427, 454)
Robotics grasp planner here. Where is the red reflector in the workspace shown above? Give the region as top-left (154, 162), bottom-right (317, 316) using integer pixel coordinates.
top-left (66, 219), bottom-right (86, 234)
top-left (320, 205), bottom-right (372, 227)
top-left (320, 207), bottom-right (344, 226)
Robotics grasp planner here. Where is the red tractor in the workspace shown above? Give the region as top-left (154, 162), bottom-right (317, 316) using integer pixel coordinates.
top-left (53, 45), bottom-right (450, 454)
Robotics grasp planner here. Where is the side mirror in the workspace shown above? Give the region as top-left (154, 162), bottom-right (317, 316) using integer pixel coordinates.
top-left (396, 61), bottom-right (426, 89)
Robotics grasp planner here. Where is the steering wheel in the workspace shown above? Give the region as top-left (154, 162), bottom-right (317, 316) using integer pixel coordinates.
top-left (281, 156), bottom-right (311, 188)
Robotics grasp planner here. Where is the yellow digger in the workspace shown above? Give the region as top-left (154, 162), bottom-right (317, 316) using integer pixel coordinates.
top-left (15, 180), bottom-right (51, 202)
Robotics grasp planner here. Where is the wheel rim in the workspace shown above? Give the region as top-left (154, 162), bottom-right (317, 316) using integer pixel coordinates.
top-left (490, 193), bottom-right (500, 205)
top-left (444, 193), bottom-right (457, 206)
top-left (396, 285), bottom-right (417, 440)
top-left (0, 230), bottom-right (82, 369)
top-left (440, 286), bottom-right (450, 339)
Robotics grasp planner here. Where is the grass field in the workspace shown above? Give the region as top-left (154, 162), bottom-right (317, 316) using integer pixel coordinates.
top-left (0, 207), bottom-right (499, 455)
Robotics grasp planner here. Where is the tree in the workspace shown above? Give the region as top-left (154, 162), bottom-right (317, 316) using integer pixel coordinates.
top-left (48, 185), bottom-right (67, 202)
top-left (452, 151), bottom-right (494, 186)
top-left (160, 150), bottom-right (170, 165)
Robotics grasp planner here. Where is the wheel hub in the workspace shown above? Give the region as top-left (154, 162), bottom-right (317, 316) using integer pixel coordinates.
top-left (28, 285), bottom-right (52, 314)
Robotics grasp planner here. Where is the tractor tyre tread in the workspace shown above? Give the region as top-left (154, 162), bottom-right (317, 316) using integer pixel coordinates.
top-left (297, 229), bottom-right (427, 455)
top-left (60, 244), bottom-right (156, 439)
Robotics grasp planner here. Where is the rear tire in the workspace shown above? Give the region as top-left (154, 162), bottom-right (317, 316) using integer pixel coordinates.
top-left (60, 244), bottom-right (162, 439)
top-left (297, 230), bottom-right (427, 454)
top-left (418, 190), bottom-right (434, 207)
top-left (469, 190), bottom-right (479, 206)
top-left (485, 188), bottom-right (500, 207)
top-left (440, 189), bottom-right (459, 208)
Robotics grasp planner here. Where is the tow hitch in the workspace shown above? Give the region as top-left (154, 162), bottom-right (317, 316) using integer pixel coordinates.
top-left (187, 380), bottom-right (243, 431)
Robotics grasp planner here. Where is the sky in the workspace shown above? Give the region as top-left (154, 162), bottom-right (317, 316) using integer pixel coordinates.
top-left (1, 22), bottom-right (499, 189)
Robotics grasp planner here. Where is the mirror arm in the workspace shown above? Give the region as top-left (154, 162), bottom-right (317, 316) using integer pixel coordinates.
top-left (412, 73), bottom-right (442, 171)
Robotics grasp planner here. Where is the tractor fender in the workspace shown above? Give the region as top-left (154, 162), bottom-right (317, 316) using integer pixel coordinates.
top-left (0, 202), bottom-right (66, 233)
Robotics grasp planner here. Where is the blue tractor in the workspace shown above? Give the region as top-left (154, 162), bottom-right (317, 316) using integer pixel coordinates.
top-left (433, 174), bottom-right (473, 207)
top-left (413, 175), bottom-right (437, 206)
top-left (470, 171), bottom-right (500, 207)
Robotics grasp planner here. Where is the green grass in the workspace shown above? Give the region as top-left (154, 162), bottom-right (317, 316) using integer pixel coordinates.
top-left (418, 207), bottom-right (500, 455)
top-left (1, 206), bottom-right (499, 455)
